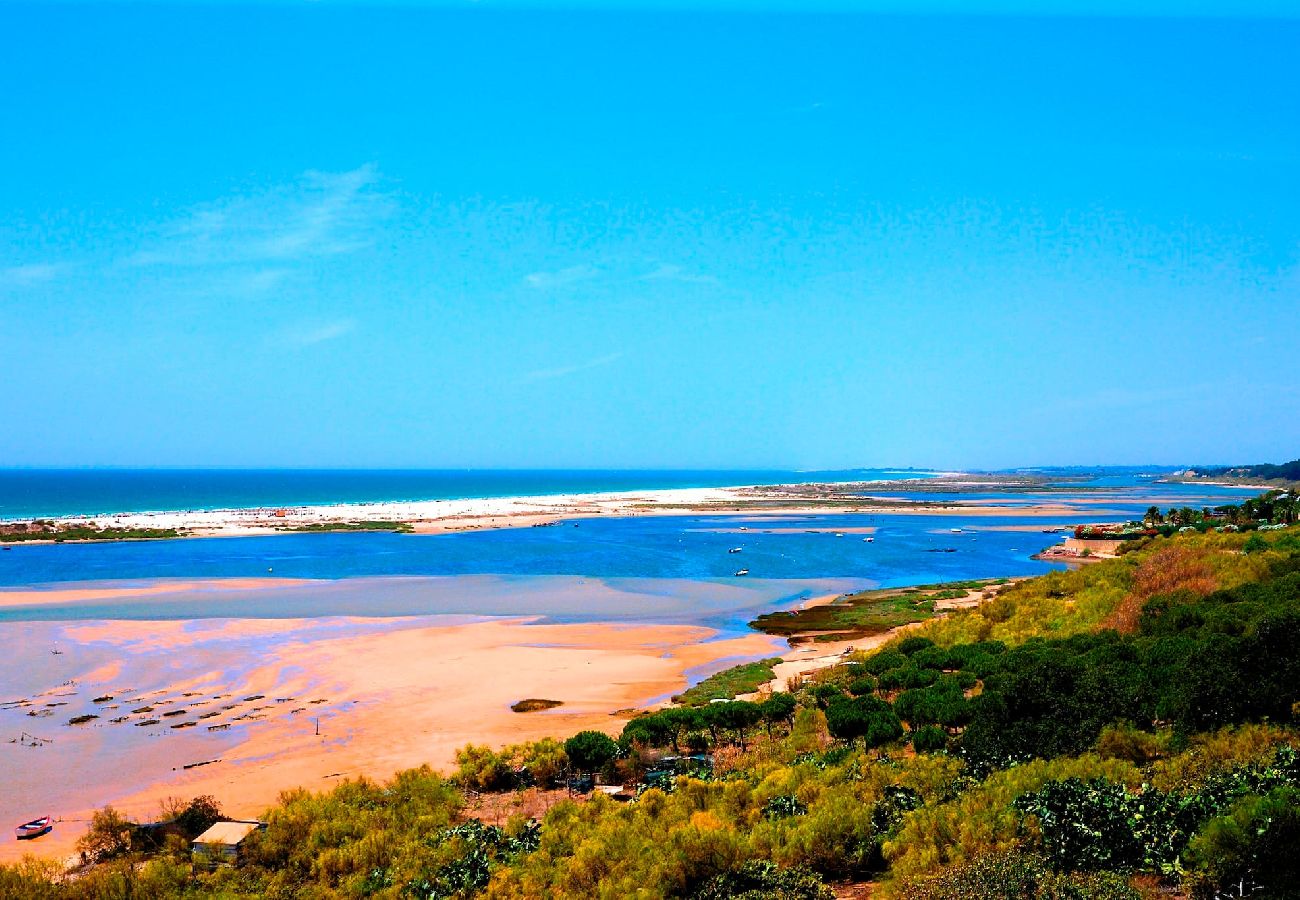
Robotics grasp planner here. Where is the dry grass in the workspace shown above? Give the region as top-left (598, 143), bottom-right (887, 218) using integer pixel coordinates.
top-left (1101, 544), bottom-right (1219, 634)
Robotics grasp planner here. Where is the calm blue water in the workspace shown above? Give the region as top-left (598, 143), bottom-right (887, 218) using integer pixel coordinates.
top-left (0, 468), bottom-right (934, 520)
top-left (0, 512), bottom-right (1075, 624)
top-left (0, 474), bottom-right (1263, 626)
top-left (0, 512), bottom-right (1066, 589)
top-left (872, 484), bottom-right (1259, 507)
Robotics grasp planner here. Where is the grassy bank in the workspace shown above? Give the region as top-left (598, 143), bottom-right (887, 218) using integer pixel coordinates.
top-left (671, 657), bottom-right (784, 705)
top-left (749, 580), bottom-right (1007, 643)
top-left (0, 523), bottom-right (183, 543)
top-left (281, 521), bottom-right (415, 533)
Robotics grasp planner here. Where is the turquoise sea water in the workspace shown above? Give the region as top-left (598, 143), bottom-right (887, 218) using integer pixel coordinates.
top-left (0, 472), bottom-right (1260, 629)
top-left (0, 468), bottom-right (933, 520)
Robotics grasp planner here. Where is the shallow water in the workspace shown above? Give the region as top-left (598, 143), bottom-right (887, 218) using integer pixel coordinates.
top-left (0, 478), bottom-right (1259, 628)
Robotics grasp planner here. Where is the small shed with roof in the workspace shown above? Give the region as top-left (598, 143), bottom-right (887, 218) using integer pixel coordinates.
top-left (191, 820), bottom-right (264, 866)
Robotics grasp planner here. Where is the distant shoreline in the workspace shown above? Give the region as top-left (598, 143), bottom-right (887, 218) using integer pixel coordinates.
top-left (1, 471), bottom-right (1257, 545)
top-left (0, 478), bottom-right (982, 544)
top-left (0, 468), bottom-right (947, 522)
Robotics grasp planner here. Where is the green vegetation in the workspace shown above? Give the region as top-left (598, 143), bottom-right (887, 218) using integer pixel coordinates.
top-left (509, 698), bottom-right (563, 713)
top-left (7, 523), bottom-right (1300, 899)
top-left (749, 581), bottom-right (1005, 642)
top-left (0, 521), bottom-right (183, 543)
top-left (1180, 458), bottom-right (1300, 488)
top-left (454, 738), bottom-right (569, 791)
top-left (563, 730), bottom-right (620, 775)
top-left (283, 520), bottom-right (415, 533)
top-left (671, 657), bottom-right (783, 705)
top-left (1075, 489), bottom-right (1298, 545)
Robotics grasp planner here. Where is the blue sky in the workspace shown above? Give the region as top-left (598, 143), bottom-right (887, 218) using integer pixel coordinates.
top-left (1, 3), bottom-right (1297, 469)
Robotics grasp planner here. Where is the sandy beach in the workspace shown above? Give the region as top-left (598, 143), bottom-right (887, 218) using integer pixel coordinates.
top-left (0, 477), bottom-right (1146, 543)
top-left (0, 610), bottom-right (783, 862)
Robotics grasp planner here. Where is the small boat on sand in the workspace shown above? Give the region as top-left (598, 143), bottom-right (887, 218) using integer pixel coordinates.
top-left (734, 569), bottom-right (749, 576)
top-left (16, 816), bottom-right (53, 840)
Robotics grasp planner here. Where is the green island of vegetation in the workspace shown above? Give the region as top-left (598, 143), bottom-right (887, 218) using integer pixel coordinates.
top-left (0, 521), bottom-right (183, 543)
top-left (671, 658), bottom-right (785, 706)
top-left (750, 579), bottom-right (1008, 644)
top-left (6, 498), bottom-right (1300, 900)
top-left (509, 698), bottom-right (564, 713)
top-left (281, 520), bottom-right (416, 533)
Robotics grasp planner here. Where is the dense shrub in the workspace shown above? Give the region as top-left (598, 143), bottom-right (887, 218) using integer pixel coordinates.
top-left (1182, 785), bottom-right (1300, 898)
top-left (847, 675), bottom-right (878, 696)
top-left (957, 567), bottom-right (1300, 767)
top-left (564, 730), bottom-right (620, 775)
top-left (691, 861), bottom-right (833, 900)
top-left (911, 725), bottom-right (948, 753)
top-left (1014, 746), bottom-right (1300, 881)
top-left (825, 695), bottom-right (903, 748)
top-left (900, 852), bottom-right (1141, 900)
top-left (896, 636), bottom-right (936, 656)
top-left (76, 807), bottom-right (134, 865)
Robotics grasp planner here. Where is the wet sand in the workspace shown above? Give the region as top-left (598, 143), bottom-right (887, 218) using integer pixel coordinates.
top-left (0, 578), bottom-right (314, 610)
top-left (0, 612), bottom-right (781, 861)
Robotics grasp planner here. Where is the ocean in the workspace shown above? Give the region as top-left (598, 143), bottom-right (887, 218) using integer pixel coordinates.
top-left (0, 467), bottom-right (932, 520)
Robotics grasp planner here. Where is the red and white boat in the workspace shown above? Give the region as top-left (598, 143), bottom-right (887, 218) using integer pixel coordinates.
top-left (15, 816), bottom-right (53, 840)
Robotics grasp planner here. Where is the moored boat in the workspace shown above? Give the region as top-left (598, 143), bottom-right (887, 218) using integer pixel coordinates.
top-left (734, 568), bottom-right (749, 576)
top-left (16, 816), bottom-right (53, 840)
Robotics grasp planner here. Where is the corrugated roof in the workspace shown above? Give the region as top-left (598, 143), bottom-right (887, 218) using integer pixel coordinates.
top-left (193, 821), bottom-right (261, 846)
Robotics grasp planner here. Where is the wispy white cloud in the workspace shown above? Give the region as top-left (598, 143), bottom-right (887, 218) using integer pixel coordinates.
top-left (638, 263), bottom-right (720, 286)
top-left (186, 267), bottom-right (291, 300)
top-left (282, 319), bottom-right (357, 347)
top-left (521, 351), bottom-right (624, 383)
top-left (524, 264), bottom-right (598, 289)
top-left (0, 262), bottom-right (68, 287)
top-left (131, 164), bottom-right (387, 268)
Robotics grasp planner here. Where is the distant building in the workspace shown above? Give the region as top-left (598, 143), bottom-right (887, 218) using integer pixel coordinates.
top-left (191, 820), bottom-right (264, 867)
